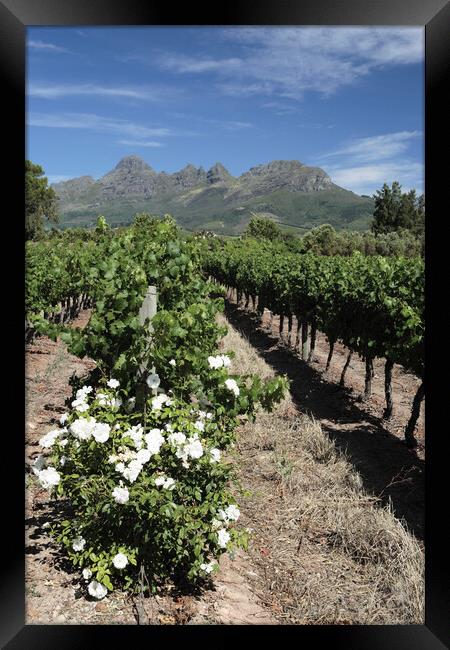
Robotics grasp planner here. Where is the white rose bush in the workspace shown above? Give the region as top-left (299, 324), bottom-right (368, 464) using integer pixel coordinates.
top-left (30, 217), bottom-right (288, 600)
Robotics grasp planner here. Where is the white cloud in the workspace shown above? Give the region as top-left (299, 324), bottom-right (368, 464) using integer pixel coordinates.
top-left (326, 161), bottom-right (424, 195)
top-left (320, 131), bottom-right (422, 162)
top-left (204, 118), bottom-right (252, 130)
top-left (165, 112), bottom-right (252, 131)
top-left (160, 55), bottom-right (242, 74)
top-left (28, 40), bottom-right (70, 53)
top-left (117, 139), bottom-right (164, 147)
top-left (155, 27), bottom-right (423, 99)
top-left (316, 130), bottom-right (423, 194)
top-left (28, 83), bottom-right (165, 101)
top-left (27, 112), bottom-right (174, 139)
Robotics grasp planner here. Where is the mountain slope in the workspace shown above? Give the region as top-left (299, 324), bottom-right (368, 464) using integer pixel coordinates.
top-left (52, 155), bottom-right (374, 233)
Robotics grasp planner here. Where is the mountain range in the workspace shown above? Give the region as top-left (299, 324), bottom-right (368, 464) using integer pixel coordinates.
top-left (52, 155), bottom-right (374, 234)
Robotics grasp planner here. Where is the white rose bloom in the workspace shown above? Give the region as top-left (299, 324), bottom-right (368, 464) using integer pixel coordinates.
top-left (185, 437), bottom-right (204, 460)
top-left (60, 438), bottom-right (68, 447)
top-left (210, 448), bottom-right (221, 463)
top-left (163, 477), bottom-right (175, 490)
top-left (146, 373), bottom-right (160, 389)
top-left (112, 552), bottom-right (128, 569)
top-left (155, 475), bottom-right (175, 489)
top-left (194, 420), bottom-right (205, 432)
top-left (197, 410), bottom-right (207, 419)
top-left (38, 467), bottom-right (60, 489)
top-left (169, 359), bottom-right (176, 366)
top-left (82, 568), bottom-right (92, 580)
top-left (217, 528), bottom-right (230, 548)
top-left (168, 431), bottom-right (186, 446)
top-left (225, 504), bottom-right (240, 521)
top-left (115, 462), bottom-right (126, 475)
top-left (207, 355), bottom-right (223, 369)
top-left (220, 355), bottom-right (231, 367)
top-left (70, 417), bottom-right (96, 441)
top-left (113, 398), bottom-right (122, 408)
top-left (107, 379), bottom-right (120, 389)
top-left (224, 378), bottom-right (240, 397)
top-left (175, 446), bottom-right (189, 464)
top-left (72, 536), bottom-right (86, 552)
top-left (144, 428), bottom-right (165, 455)
top-left (39, 429), bottom-right (60, 448)
top-left (122, 460), bottom-right (143, 483)
top-left (108, 454), bottom-right (118, 464)
top-left (60, 456), bottom-right (66, 466)
top-left (136, 448), bottom-right (151, 464)
top-left (32, 455), bottom-right (46, 475)
top-left (72, 396), bottom-right (89, 411)
top-left (211, 518), bottom-right (222, 530)
top-left (200, 561), bottom-right (217, 574)
top-left (92, 422), bottom-right (110, 443)
top-left (206, 412), bottom-right (213, 419)
top-left (96, 392), bottom-right (109, 406)
top-left (151, 396), bottom-right (163, 411)
top-left (125, 425), bottom-right (144, 449)
top-left (112, 485), bottom-right (129, 504)
top-left (88, 580), bottom-right (107, 599)
top-left (76, 388), bottom-right (91, 400)
top-left (165, 423), bottom-right (173, 432)
top-left (59, 413), bottom-right (69, 425)
top-left (152, 393), bottom-right (171, 410)
top-left (217, 509), bottom-right (227, 521)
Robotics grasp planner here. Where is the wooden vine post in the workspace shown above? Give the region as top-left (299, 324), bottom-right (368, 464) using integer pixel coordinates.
top-left (363, 356), bottom-right (375, 400)
top-left (383, 358), bottom-right (394, 419)
top-left (136, 285), bottom-right (158, 411)
top-left (339, 350), bottom-right (353, 386)
top-left (307, 321), bottom-right (317, 363)
top-left (301, 321), bottom-right (309, 360)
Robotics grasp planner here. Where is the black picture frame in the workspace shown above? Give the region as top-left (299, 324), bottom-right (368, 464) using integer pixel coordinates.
top-left (4, 0), bottom-right (449, 647)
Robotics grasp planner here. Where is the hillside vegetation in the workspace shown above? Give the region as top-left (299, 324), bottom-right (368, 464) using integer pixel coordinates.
top-left (52, 156), bottom-right (374, 234)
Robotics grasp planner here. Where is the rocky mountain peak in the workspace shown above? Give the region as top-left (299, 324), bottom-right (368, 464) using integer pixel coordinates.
top-left (243, 160), bottom-right (305, 177)
top-left (239, 159), bottom-right (332, 194)
top-left (113, 155), bottom-right (154, 174)
top-left (207, 162), bottom-right (232, 184)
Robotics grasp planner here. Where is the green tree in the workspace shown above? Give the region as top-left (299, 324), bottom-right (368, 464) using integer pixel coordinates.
top-left (25, 160), bottom-right (59, 240)
top-left (244, 215), bottom-right (282, 241)
top-left (371, 182), bottom-right (425, 236)
top-left (301, 224), bottom-right (339, 255)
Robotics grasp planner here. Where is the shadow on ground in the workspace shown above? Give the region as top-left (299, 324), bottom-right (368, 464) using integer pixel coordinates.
top-left (224, 301), bottom-right (424, 541)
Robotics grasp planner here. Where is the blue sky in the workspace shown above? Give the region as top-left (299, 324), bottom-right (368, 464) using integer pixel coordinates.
top-left (26, 26), bottom-right (424, 196)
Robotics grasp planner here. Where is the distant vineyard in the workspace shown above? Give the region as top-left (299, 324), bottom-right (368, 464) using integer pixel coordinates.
top-left (202, 238), bottom-right (424, 447)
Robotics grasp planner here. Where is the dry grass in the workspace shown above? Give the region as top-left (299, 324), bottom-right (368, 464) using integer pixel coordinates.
top-left (218, 314), bottom-right (424, 625)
